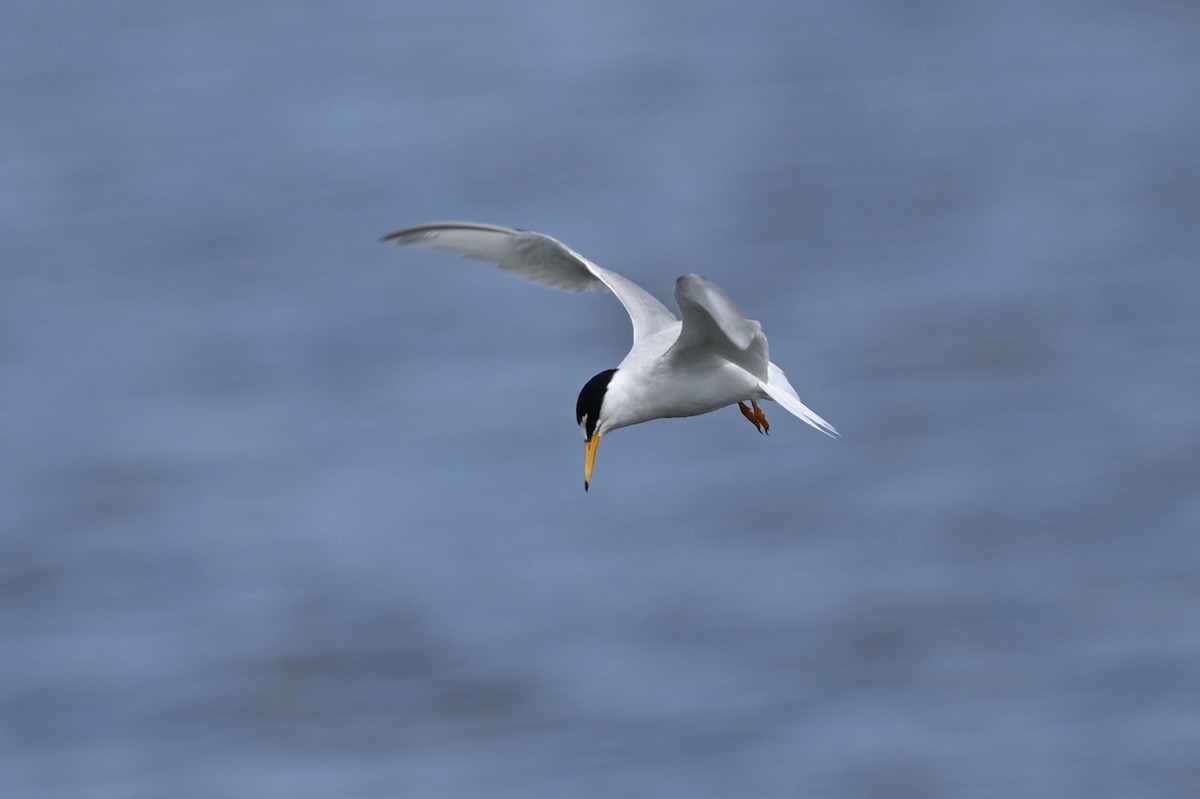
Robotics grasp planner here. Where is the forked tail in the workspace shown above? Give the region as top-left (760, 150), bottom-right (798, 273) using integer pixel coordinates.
top-left (759, 364), bottom-right (839, 438)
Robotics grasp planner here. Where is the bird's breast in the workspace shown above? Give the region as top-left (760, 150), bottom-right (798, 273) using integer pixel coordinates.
top-left (604, 356), bottom-right (760, 430)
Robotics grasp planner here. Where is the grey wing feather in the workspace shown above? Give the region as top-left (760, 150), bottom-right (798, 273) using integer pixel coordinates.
top-left (382, 221), bottom-right (677, 344)
top-left (382, 221), bottom-right (596, 291)
top-left (669, 274), bottom-right (769, 380)
top-left (673, 274), bottom-right (760, 348)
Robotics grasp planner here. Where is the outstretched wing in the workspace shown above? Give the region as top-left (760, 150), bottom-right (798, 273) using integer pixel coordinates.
top-left (382, 222), bottom-right (677, 346)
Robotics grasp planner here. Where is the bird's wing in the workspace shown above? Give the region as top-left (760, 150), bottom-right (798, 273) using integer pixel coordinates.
top-left (666, 274), bottom-right (769, 381)
top-left (382, 222), bottom-right (678, 345)
top-left (670, 275), bottom-right (839, 437)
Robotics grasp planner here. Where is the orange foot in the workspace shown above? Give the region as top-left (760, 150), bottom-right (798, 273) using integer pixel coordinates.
top-left (738, 400), bottom-right (770, 435)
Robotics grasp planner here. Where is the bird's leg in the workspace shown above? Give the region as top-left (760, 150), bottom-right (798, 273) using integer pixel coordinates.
top-left (738, 400), bottom-right (770, 434)
top-left (738, 401), bottom-right (755, 429)
top-left (752, 400), bottom-right (771, 434)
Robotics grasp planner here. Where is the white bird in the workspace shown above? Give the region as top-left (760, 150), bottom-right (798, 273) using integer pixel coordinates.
top-left (382, 222), bottom-right (838, 490)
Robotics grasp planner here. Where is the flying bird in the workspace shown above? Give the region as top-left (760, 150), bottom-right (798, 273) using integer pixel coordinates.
top-left (382, 222), bottom-right (838, 490)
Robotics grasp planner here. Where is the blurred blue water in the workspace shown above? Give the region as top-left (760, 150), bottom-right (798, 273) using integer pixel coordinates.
top-left (3, 2), bottom-right (1199, 797)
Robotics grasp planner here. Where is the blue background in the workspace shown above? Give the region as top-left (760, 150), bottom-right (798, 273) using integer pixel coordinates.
top-left (3, 2), bottom-right (1198, 796)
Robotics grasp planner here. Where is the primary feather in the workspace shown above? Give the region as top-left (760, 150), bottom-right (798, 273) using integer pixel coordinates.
top-left (383, 222), bottom-right (676, 346)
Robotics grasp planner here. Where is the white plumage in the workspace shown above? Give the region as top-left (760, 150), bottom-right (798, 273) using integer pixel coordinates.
top-left (383, 221), bottom-right (837, 489)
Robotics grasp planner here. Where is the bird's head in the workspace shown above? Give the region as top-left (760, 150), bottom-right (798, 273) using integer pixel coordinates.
top-left (575, 368), bottom-right (618, 492)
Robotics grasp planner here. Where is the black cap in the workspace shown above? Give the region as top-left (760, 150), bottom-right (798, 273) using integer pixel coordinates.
top-left (575, 368), bottom-right (617, 440)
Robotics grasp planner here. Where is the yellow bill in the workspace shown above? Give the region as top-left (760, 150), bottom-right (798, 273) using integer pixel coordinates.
top-left (583, 433), bottom-right (602, 492)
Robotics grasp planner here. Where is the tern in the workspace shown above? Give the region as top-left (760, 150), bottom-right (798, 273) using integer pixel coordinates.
top-left (382, 222), bottom-right (838, 490)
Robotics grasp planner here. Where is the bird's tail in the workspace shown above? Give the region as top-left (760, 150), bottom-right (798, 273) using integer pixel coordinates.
top-left (760, 364), bottom-right (839, 438)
